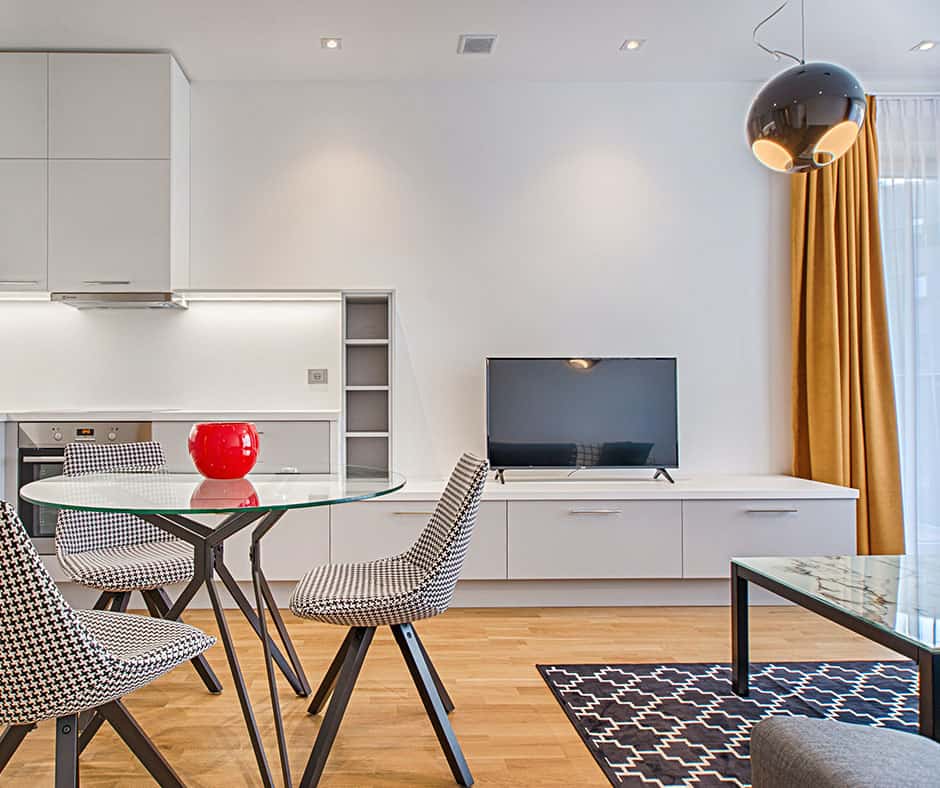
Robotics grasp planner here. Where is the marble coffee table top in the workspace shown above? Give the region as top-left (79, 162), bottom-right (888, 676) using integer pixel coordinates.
top-left (734, 553), bottom-right (940, 652)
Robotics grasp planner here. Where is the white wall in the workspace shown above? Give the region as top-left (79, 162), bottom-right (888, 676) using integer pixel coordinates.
top-left (0, 300), bottom-right (342, 410)
top-left (192, 80), bottom-right (789, 478)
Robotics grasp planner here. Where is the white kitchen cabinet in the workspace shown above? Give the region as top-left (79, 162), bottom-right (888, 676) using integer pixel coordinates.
top-left (48, 160), bottom-right (172, 292)
top-left (49, 53), bottom-right (174, 159)
top-left (682, 499), bottom-right (857, 578)
top-left (224, 508), bottom-right (331, 582)
top-left (0, 160), bottom-right (47, 290)
top-left (153, 420), bottom-right (333, 474)
top-left (507, 500), bottom-right (683, 579)
top-left (0, 53), bottom-right (47, 158)
top-left (330, 500), bottom-right (508, 580)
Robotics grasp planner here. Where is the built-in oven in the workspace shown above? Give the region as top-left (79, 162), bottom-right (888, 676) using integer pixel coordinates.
top-left (16, 422), bottom-right (152, 554)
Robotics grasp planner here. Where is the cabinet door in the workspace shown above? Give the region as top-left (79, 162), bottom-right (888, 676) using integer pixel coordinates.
top-left (0, 160), bottom-right (47, 290)
top-left (224, 508), bottom-right (331, 582)
top-left (682, 499), bottom-right (857, 578)
top-left (331, 500), bottom-right (508, 580)
top-left (50, 53), bottom-right (170, 159)
top-left (507, 500), bottom-right (682, 579)
top-left (48, 160), bottom-right (170, 292)
top-left (0, 53), bottom-right (47, 157)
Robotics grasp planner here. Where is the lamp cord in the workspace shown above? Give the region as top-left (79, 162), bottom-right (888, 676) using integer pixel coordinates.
top-left (753, 1), bottom-right (806, 65)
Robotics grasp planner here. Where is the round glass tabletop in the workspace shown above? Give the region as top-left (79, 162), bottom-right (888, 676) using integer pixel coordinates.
top-left (20, 466), bottom-right (406, 515)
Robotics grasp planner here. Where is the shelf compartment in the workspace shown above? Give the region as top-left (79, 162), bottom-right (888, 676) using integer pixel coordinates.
top-left (345, 387), bottom-right (389, 433)
top-left (346, 298), bottom-right (389, 341)
top-left (346, 434), bottom-right (389, 474)
top-left (346, 344), bottom-right (389, 387)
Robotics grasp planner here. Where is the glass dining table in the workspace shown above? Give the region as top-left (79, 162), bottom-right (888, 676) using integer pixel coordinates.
top-left (20, 467), bottom-right (406, 788)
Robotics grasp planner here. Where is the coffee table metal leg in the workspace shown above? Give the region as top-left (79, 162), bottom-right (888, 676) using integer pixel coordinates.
top-left (919, 651), bottom-right (940, 741)
top-left (731, 563), bottom-right (750, 696)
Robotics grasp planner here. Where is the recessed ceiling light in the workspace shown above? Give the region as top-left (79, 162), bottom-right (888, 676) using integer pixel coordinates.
top-left (321, 37), bottom-right (342, 50)
top-left (620, 39), bottom-right (646, 51)
top-left (457, 34), bottom-right (497, 55)
top-left (911, 40), bottom-right (937, 51)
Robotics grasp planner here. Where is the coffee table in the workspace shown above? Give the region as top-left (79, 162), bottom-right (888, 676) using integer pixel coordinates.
top-left (731, 554), bottom-right (940, 740)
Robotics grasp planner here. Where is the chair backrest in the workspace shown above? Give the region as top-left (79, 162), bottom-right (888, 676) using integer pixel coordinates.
top-left (403, 452), bottom-right (489, 614)
top-left (56, 441), bottom-right (171, 555)
top-left (0, 501), bottom-right (113, 725)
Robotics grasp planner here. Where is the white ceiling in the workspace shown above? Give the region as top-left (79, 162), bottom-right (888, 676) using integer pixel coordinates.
top-left (2, 0), bottom-right (939, 84)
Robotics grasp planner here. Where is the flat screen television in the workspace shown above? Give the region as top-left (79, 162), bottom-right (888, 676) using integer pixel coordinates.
top-left (485, 357), bottom-right (678, 473)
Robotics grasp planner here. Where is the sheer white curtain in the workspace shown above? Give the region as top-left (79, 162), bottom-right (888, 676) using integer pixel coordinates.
top-left (877, 96), bottom-right (940, 555)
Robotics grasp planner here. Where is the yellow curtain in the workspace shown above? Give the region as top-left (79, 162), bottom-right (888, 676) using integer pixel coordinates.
top-left (791, 96), bottom-right (904, 555)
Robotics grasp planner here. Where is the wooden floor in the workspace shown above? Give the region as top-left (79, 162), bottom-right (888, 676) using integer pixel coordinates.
top-left (1, 606), bottom-right (899, 787)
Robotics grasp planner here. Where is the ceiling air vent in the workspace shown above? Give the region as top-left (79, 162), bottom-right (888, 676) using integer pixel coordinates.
top-left (457, 34), bottom-right (497, 55)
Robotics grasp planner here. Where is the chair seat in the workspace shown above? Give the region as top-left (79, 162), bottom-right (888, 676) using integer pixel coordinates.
top-left (290, 557), bottom-right (441, 627)
top-left (58, 539), bottom-right (194, 591)
top-left (28, 610), bottom-right (216, 722)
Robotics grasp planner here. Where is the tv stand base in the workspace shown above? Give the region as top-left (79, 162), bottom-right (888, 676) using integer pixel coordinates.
top-left (653, 467), bottom-right (676, 484)
top-left (495, 469), bottom-right (506, 485)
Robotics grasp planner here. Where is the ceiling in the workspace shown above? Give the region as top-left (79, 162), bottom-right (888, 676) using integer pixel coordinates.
top-left (2, 0), bottom-right (938, 83)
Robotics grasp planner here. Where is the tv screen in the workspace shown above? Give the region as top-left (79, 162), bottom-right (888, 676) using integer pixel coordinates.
top-left (485, 357), bottom-right (678, 469)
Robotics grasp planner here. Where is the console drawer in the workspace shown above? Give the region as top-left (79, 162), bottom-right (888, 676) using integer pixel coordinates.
top-left (682, 499), bottom-right (857, 578)
top-left (330, 500), bottom-right (507, 580)
top-left (507, 500), bottom-right (682, 579)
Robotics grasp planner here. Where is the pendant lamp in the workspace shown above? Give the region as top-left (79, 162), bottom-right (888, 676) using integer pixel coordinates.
top-left (746, 1), bottom-right (865, 173)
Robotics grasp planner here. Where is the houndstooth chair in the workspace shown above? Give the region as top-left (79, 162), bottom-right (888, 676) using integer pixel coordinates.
top-left (0, 501), bottom-right (214, 787)
top-left (56, 441), bottom-right (222, 693)
top-left (290, 452), bottom-right (488, 788)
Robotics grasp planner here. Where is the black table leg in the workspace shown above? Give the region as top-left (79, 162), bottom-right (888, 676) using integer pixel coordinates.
top-left (214, 555), bottom-right (308, 696)
top-left (251, 511), bottom-right (292, 787)
top-left (731, 562), bottom-right (750, 696)
top-left (205, 544), bottom-right (276, 788)
top-left (919, 651), bottom-right (940, 741)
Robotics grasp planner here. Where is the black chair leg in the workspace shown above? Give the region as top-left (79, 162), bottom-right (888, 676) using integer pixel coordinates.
top-left (54, 714), bottom-right (78, 788)
top-left (98, 700), bottom-right (185, 788)
top-left (393, 623), bottom-right (473, 787)
top-left (78, 711), bottom-right (105, 754)
top-left (308, 629), bottom-right (356, 714)
top-left (412, 626), bottom-right (455, 714)
top-left (110, 591), bottom-right (132, 613)
top-left (299, 626), bottom-right (375, 788)
top-left (92, 591), bottom-right (114, 610)
top-left (0, 724), bottom-right (33, 773)
top-left (144, 588), bottom-right (224, 695)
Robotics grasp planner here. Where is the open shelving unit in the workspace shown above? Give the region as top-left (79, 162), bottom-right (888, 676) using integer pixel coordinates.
top-left (342, 292), bottom-right (393, 477)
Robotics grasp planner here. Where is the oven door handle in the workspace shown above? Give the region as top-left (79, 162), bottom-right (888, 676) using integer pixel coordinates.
top-left (22, 456), bottom-right (65, 464)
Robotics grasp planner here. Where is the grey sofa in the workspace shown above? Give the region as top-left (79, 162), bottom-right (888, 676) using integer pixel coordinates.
top-left (751, 716), bottom-right (940, 788)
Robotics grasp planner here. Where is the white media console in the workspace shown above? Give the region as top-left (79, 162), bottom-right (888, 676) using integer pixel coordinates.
top-left (44, 473), bottom-right (858, 608)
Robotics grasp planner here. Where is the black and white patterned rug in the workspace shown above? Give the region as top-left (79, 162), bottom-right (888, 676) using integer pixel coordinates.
top-left (538, 661), bottom-right (918, 787)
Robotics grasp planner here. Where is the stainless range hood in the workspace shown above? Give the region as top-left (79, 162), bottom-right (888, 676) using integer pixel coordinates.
top-left (51, 292), bottom-right (188, 310)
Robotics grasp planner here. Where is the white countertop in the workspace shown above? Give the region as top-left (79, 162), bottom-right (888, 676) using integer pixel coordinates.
top-left (0, 409), bottom-right (340, 422)
top-left (384, 474), bottom-right (859, 501)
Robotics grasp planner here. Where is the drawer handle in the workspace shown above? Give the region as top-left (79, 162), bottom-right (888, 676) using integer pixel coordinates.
top-left (745, 508), bottom-right (799, 514)
top-left (569, 509), bottom-right (622, 515)
top-left (393, 511), bottom-right (435, 516)
top-left (82, 280), bottom-right (132, 286)
top-left (0, 280), bottom-right (40, 286)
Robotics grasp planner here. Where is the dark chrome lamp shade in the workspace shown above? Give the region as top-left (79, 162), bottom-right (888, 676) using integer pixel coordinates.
top-left (746, 61), bottom-right (865, 173)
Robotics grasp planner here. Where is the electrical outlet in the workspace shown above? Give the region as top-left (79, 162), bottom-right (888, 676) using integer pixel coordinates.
top-left (307, 368), bottom-right (328, 384)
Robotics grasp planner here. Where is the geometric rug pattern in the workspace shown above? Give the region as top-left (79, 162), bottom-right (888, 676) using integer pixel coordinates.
top-left (538, 661), bottom-right (918, 787)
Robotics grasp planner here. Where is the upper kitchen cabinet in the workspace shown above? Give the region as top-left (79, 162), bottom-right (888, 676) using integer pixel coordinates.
top-left (0, 160), bottom-right (47, 290)
top-left (0, 53), bottom-right (48, 158)
top-left (45, 52), bottom-right (190, 293)
top-left (49, 53), bottom-right (183, 159)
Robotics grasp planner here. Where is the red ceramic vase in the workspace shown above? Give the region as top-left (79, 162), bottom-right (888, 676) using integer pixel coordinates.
top-left (188, 422), bottom-right (259, 479)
